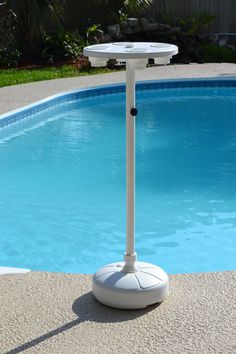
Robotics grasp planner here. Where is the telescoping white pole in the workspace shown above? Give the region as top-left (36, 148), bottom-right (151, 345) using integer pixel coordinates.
top-left (123, 59), bottom-right (138, 273)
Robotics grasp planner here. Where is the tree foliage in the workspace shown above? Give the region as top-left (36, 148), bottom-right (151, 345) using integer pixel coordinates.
top-left (124, 0), bottom-right (154, 17)
top-left (10, 0), bottom-right (65, 56)
top-left (94, 0), bottom-right (154, 20)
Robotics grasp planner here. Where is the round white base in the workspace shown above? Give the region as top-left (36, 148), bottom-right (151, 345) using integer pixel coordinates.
top-left (92, 261), bottom-right (169, 309)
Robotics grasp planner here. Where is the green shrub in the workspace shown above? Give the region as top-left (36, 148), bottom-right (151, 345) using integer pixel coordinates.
top-left (123, 0), bottom-right (154, 17)
top-left (93, 0), bottom-right (154, 23)
top-left (0, 46), bottom-right (21, 67)
top-left (15, 0), bottom-right (66, 57)
top-left (86, 24), bottom-right (103, 45)
top-left (202, 44), bottom-right (236, 63)
top-left (0, 1), bottom-right (21, 67)
top-left (41, 27), bottom-right (86, 60)
top-left (179, 12), bottom-right (215, 35)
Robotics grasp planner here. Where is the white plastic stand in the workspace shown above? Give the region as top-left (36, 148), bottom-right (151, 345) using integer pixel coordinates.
top-left (84, 42), bottom-right (178, 309)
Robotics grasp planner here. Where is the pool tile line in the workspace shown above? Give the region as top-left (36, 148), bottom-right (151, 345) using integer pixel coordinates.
top-left (0, 77), bottom-right (236, 129)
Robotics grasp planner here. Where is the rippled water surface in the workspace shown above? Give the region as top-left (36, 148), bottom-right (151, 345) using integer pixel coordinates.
top-left (0, 85), bottom-right (236, 273)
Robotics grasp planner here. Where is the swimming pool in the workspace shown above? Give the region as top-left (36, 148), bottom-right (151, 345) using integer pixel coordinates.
top-left (0, 79), bottom-right (235, 274)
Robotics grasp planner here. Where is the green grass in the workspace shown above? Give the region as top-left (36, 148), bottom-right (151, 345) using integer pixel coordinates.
top-left (0, 65), bottom-right (117, 88)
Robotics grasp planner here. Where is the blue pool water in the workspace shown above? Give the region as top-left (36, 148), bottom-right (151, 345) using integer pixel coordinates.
top-left (0, 80), bottom-right (236, 274)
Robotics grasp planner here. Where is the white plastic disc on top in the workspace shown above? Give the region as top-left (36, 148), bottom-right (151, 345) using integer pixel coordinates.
top-left (84, 42), bottom-right (178, 60)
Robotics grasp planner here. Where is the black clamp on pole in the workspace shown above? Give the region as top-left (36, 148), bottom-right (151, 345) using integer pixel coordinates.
top-left (130, 107), bottom-right (138, 116)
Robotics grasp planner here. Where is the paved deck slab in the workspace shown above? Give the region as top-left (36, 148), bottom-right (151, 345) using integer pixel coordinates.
top-left (0, 271), bottom-right (235, 354)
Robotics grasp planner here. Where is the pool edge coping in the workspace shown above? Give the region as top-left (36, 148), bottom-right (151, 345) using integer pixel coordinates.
top-left (1, 76), bottom-right (236, 128)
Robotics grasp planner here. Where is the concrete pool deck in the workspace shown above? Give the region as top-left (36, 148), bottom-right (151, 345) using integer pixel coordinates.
top-left (0, 63), bottom-right (236, 114)
top-left (0, 63), bottom-right (236, 353)
top-left (1, 271), bottom-right (235, 354)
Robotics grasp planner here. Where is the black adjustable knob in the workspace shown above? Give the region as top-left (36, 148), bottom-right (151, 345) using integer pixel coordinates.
top-left (130, 107), bottom-right (138, 116)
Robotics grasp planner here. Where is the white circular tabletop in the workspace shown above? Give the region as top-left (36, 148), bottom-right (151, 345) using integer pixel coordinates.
top-left (83, 42), bottom-right (178, 59)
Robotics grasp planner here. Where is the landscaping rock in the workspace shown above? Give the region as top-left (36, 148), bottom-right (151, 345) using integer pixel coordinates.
top-left (145, 23), bottom-right (159, 32)
top-left (140, 18), bottom-right (149, 30)
top-left (101, 34), bottom-right (112, 43)
top-left (102, 16), bottom-right (215, 65)
top-left (218, 36), bottom-right (228, 47)
top-left (170, 26), bottom-right (181, 34)
top-left (107, 24), bottom-right (121, 38)
top-left (122, 27), bottom-right (133, 35)
top-left (120, 21), bottom-right (128, 30)
top-left (159, 23), bottom-right (171, 32)
top-left (127, 18), bottom-right (139, 27)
